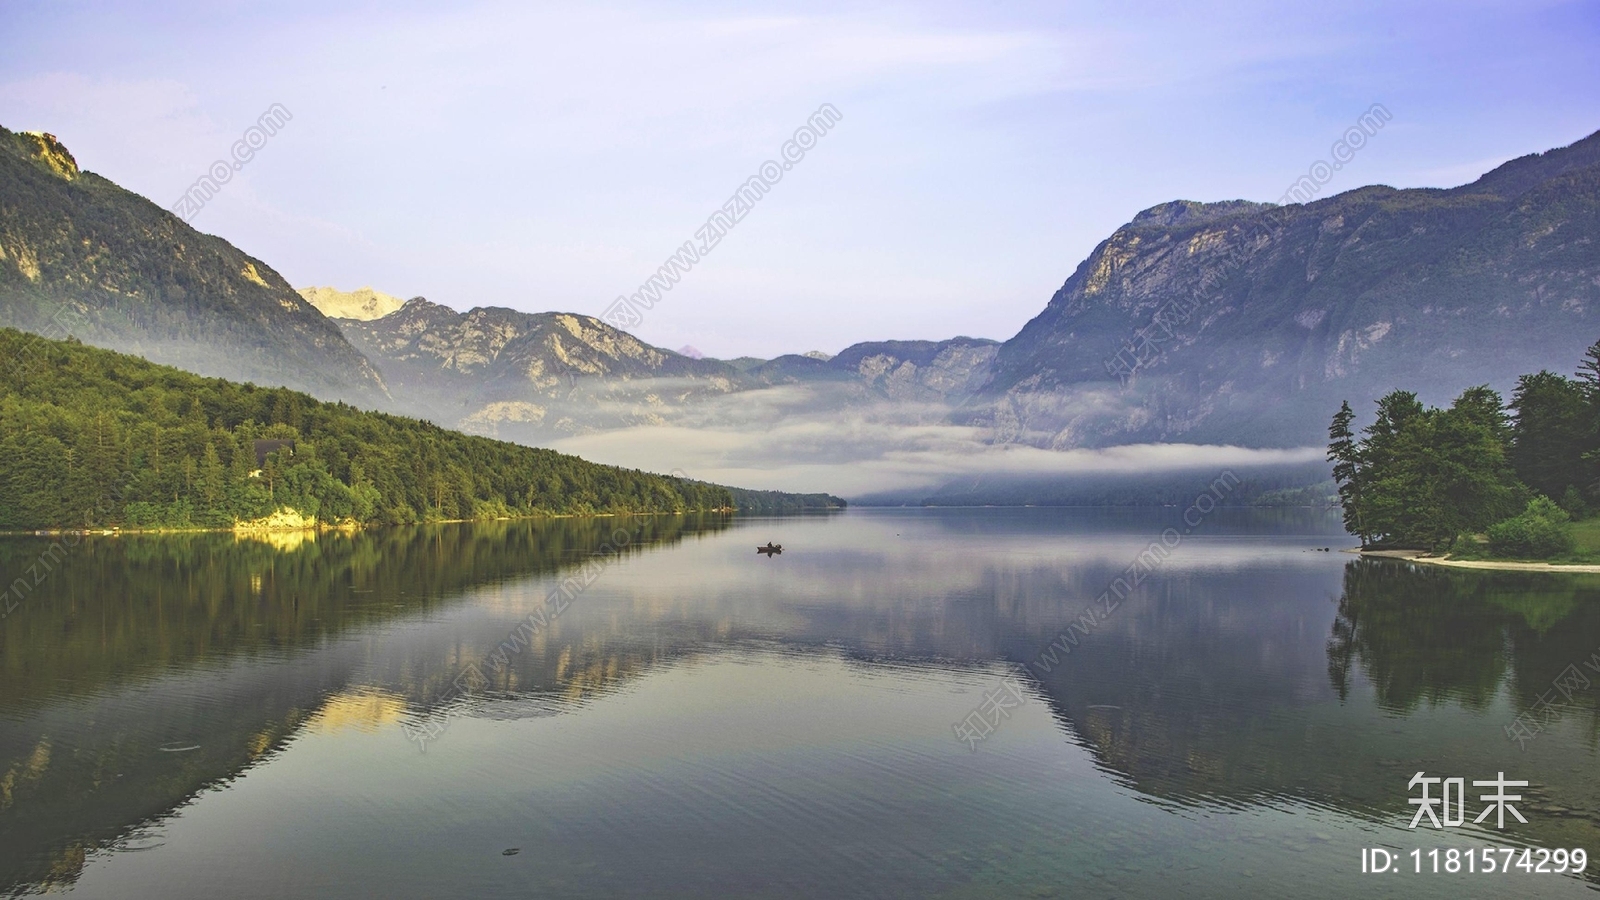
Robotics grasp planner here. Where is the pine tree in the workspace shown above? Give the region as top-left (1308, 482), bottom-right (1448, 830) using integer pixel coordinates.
top-left (1328, 401), bottom-right (1367, 544)
top-left (1433, 387), bottom-right (1521, 539)
top-left (198, 443), bottom-right (226, 511)
top-left (1576, 338), bottom-right (1600, 401)
top-left (1509, 371), bottom-right (1591, 505)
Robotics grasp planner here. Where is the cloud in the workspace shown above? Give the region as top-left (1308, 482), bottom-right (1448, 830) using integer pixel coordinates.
top-left (546, 383), bottom-right (1323, 495)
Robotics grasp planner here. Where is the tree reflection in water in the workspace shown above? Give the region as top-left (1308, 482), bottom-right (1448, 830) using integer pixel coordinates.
top-left (1328, 559), bottom-right (1600, 721)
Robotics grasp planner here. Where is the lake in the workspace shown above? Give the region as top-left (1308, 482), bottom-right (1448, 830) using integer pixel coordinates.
top-left (2, 508), bottom-right (1599, 898)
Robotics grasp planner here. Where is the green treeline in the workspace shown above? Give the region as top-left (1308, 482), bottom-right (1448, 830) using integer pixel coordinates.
top-left (1328, 339), bottom-right (1600, 557)
top-left (724, 485), bottom-right (847, 513)
top-left (0, 329), bottom-right (745, 528)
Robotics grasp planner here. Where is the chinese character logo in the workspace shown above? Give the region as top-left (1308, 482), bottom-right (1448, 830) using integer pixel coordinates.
top-left (1407, 771), bottom-right (1528, 829)
top-left (1471, 772), bottom-right (1528, 829)
top-left (1407, 773), bottom-right (1465, 828)
top-left (952, 676), bottom-right (1028, 751)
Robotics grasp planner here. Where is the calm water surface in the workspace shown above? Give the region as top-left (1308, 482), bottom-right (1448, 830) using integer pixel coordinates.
top-left (3, 509), bottom-right (1600, 898)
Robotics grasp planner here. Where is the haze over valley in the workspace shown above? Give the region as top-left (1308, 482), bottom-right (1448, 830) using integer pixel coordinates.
top-left (5, 125), bottom-right (1596, 498)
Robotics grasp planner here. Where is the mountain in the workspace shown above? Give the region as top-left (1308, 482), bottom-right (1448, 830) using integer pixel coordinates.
top-left (964, 128), bottom-right (1600, 448)
top-left (331, 297), bottom-right (745, 436)
top-left (740, 336), bottom-right (999, 399)
top-left (826, 337), bottom-right (999, 403)
top-left (332, 128), bottom-right (1600, 458)
top-left (298, 285), bottom-right (405, 320)
top-left (0, 127), bottom-right (388, 405)
top-left (334, 295), bottom-right (1011, 439)
top-left (745, 353), bottom-right (849, 385)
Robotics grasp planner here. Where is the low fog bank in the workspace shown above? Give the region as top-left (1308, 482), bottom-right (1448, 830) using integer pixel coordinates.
top-left (546, 399), bottom-right (1329, 501)
top-left (853, 461), bottom-right (1336, 507)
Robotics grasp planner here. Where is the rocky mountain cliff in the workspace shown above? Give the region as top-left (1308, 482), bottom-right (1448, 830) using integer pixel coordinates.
top-left (298, 285), bottom-right (405, 320)
top-left (0, 127), bottom-right (388, 405)
top-left (964, 128), bottom-right (1600, 447)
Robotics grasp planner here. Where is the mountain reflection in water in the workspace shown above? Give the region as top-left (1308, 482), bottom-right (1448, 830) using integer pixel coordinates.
top-left (2, 509), bottom-right (1598, 898)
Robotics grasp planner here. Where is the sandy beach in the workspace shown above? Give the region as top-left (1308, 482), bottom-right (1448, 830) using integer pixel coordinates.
top-left (1352, 548), bottom-right (1600, 573)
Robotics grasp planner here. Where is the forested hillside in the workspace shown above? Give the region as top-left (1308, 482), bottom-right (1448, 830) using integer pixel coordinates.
top-left (0, 329), bottom-right (747, 529)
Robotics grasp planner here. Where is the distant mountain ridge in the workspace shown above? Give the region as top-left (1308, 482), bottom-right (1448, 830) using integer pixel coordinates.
top-left (331, 296), bottom-right (1005, 437)
top-left (329, 297), bottom-right (742, 436)
top-left (0, 126), bottom-right (388, 405)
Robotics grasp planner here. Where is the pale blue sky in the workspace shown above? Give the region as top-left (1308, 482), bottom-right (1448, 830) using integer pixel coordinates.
top-left (2, 0), bottom-right (1597, 358)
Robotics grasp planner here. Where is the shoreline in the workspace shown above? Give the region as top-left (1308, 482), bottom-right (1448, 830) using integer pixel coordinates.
top-left (1353, 548), bottom-right (1600, 574)
top-left (0, 507), bottom-right (742, 538)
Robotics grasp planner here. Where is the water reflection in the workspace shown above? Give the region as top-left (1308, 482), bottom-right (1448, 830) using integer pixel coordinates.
top-left (1330, 559), bottom-right (1600, 714)
top-left (2, 509), bottom-right (1599, 897)
top-left (0, 514), bottom-right (732, 894)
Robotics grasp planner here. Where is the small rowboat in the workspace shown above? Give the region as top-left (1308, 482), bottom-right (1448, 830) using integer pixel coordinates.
top-left (757, 542), bottom-right (783, 555)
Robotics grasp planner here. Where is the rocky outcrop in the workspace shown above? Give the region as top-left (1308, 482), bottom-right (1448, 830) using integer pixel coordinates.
top-left (298, 285), bottom-right (405, 320)
top-left (233, 507), bottom-right (317, 531)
